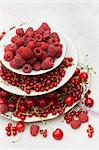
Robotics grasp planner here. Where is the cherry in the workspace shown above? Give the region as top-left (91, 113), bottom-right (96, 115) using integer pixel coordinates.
top-left (25, 97), bottom-right (35, 108)
top-left (19, 105), bottom-right (27, 112)
top-left (74, 67), bottom-right (80, 76)
top-left (64, 95), bottom-right (74, 106)
top-left (16, 121), bottom-right (25, 132)
top-left (8, 102), bottom-right (16, 111)
top-left (38, 97), bottom-right (47, 107)
top-left (0, 97), bottom-right (7, 104)
top-left (79, 72), bottom-right (88, 81)
top-left (0, 104), bottom-right (8, 114)
top-left (52, 128), bottom-right (63, 140)
top-left (85, 97), bottom-right (94, 107)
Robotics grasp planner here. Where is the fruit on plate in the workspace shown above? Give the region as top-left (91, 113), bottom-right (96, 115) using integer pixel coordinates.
top-left (4, 22), bottom-right (63, 73)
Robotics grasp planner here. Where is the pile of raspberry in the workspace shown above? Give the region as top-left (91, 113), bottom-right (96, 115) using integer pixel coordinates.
top-left (4, 22), bottom-right (63, 73)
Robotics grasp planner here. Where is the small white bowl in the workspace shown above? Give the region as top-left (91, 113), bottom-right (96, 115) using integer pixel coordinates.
top-left (0, 24), bottom-right (67, 75)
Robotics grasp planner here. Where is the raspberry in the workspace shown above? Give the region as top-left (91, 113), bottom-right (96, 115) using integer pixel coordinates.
top-left (22, 64), bottom-right (32, 73)
top-left (4, 44), bottom-right (17, 53)
top-left (16, 28), bottom-right (25, 37)
top-left (70, 120), bottom-right (81, 129)
top-left (34, 47), bottom-right (42, 58)
top-left (33, 61), bottom-right (41, 71)
top-left (79, 113), bottom-right (89, 123)
top-left (43, 31), bottom-right (50, 41)
top-left (47, 44), bottom-right (58, 57)
top-left (40, 22), bottom-right (51, 32)
top-left (10, 60), bottom-right (21, 69)
top-left (26, 37), bottom-right (36, 43)
top-left (55, 44), bottom-right (62, 58)
top-left (30, 124), bottom-right (40, 136)
top-left (50, 32), bottom-right (60, 42)
top-left (40, 51), bottom-right (48, 61)
top-left (34, 33), bottom-right (42, 42)
top-left (20, 47), bottom-right (34, 59)
top-left (41, 57), bottom-right (54, 70)
top-left (4, 44), bottom-right (13, 52)
top-left (16, 46), bottom-right (24, 54)
top-left (4, 51), bottom-right (14, 61)
top-left (26, 57), bottom-right (37, 65)
top-left (11, 36), bottom-right (18, 44)
top-left (48, 38), bottom-right (58, 45)
top-left (27, 41), bottom-right (36, 49)
top-left (10, 54), bottom-right (26, 69)
top-left (25, 27), bottom-right (34, 38)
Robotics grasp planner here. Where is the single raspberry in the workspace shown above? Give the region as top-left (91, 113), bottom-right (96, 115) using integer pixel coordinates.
top-left (16, 28), bottom-right (25, 37)
top-left (55, 44), bottom-right (62, 58)
top-left (40, 22), bottom-right (51, 32)
top-left (34, 33), bottom-right (42, 42)
top-left (27, 41), bottom-right (36, 50)
top-left (33, 61), bottom-right (41, 71)
top-left (11, 36), bottom-right (18, 44)
top-left (10, 54), bottom-right (26, 68)
top-left (16, 46), bottom-right (25, 54)
top-left (10, 59), bottom-right (21, 69)
top-left (48, 38), bottom-right (58, 45)
top-left (43, 31), bottom-right (50, 41)
top-left (25, 27), bottom-right (34, 38)
top-left (20, 47), bottom-right (34, 59)
top-left (34, 47), bottom-right (42, 58)
top-left (40, 51), bottom-right (48, 61)
top-left (41, 57), bottom-right (54, 70)
top-left (26, 57), bottom-right (37, 65)
top-left (79, 113), bottom-right (89, 123)
top-left (30, 124), bottom-right (40, 136)
top-left (70, 120), bottom-right (81, 129)
top-left (4, 44), bottom-right (17, 53)
top-left (26, 37), bottom-right (36, 44)
top-left (50, 32), bottom-right (60, 42)
top-left (4, 44), bottom-right (13, 52)
top-left (47, 44), bottom-right (58, 57)
top-left (22, 64), bottom-right (32, 73)
top-left (4, 51), bottom-right (14, 61)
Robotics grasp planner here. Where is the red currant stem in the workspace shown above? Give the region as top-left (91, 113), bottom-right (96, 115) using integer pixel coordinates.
top-left (8, 95), bottom-right (15, 102)
top-left (12, 131), bottom-right (22, 143)
top-left (32, 106), bottom-right (46, 125)
top-left (15, 96), bottom-right (21, 110)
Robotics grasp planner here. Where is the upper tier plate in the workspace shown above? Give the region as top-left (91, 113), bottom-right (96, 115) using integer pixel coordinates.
top-left (0, 34), bottom-right (78, 96)
top-left (0, 24), bottom-right (67, 75)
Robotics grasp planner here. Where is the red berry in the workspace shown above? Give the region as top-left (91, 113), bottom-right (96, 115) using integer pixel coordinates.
top-left (30, 124), bottom-right (40, 136)
top-left (70, 120), bottom-right (81, 129)
top-left (79, 72), bottom-right (88, 81)
top-left (38, 98), bottom-right (47, 108)
top-left (85, 97), bottom-right (94, 107)
top-left (16, 121), bottom-right (25, 132)
top-left (16, 28), bottom-right (24, 37)
top-left (0, 104), bottom-right (8, 114)
top-left (79, 113), bottom-right (89, 123)
top-left (52, 128), bottom-right (63, 140)
top-left (64, 95), bottom-right (74, 106)
top-left (22, 64), bottom-right (32, 73)
top-left (74, 67), bottom-right (80, 76)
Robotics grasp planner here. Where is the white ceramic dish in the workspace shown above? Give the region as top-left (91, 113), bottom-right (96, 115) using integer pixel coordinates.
top-left (0, 34), bottom-right (78, 96)
top-left (0, 24), bottom-right (67, 75)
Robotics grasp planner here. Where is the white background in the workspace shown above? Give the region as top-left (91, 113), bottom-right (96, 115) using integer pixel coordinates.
top-left (0, 1), bottom-right (99, 150)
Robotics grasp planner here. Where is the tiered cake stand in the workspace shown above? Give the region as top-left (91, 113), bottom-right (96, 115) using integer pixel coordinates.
top-left (0, 22), bottom-right (87, 123)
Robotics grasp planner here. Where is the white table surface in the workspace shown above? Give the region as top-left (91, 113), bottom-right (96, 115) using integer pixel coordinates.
top-left (0, 1), bottom-right (99, 150)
